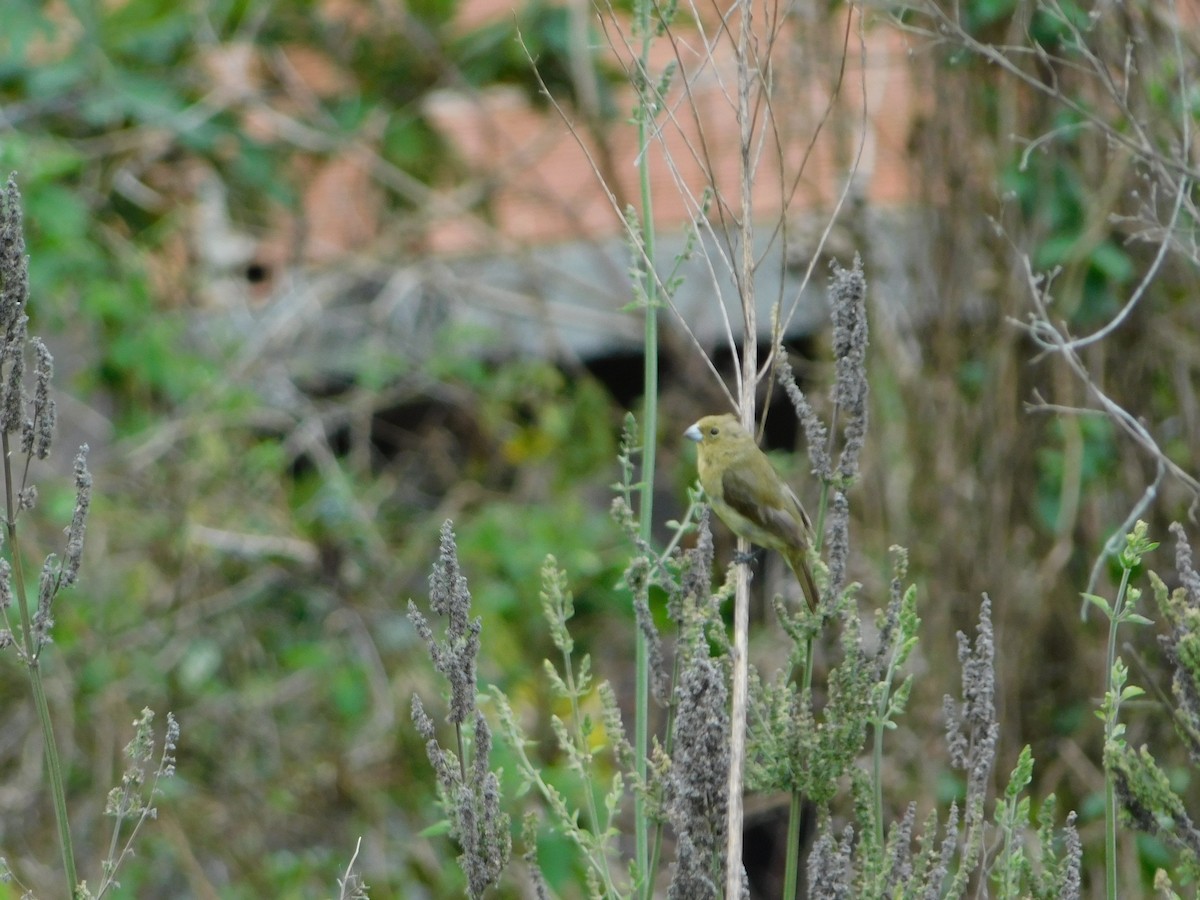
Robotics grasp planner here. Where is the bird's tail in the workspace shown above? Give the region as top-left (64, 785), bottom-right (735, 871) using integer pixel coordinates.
top-left (787, 550), bottom-right (820, 612)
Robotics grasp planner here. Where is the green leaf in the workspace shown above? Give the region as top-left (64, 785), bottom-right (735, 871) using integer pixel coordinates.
top-left (418, 819), bottom-right (453, 838)
top-left (1081, 592), bottom-right (1112, 616)
top-left (1089, 240), bottom-right (1134, 283)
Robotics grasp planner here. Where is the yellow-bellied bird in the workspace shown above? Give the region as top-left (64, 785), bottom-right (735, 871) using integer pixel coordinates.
top-left (684, 413), bottom-right (819, 610)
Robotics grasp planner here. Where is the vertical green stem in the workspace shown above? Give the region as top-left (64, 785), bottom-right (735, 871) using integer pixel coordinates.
top-left (635, 307), bottom-right (656, 897)
top-left (873, 701), bottom-right (885, 844)
top-left (780, 629), bottom-right (815, 899)
top-left (4, 432), bottom-right (77, 894)
top-left (781, 476), bottom-right (830, 897)
top-left (1103, 566), bottom-right (1130, 900)
top-left (1104, 766), bottom-right (1117, 900)
top-left (634, 5), bottom-right (659, 894)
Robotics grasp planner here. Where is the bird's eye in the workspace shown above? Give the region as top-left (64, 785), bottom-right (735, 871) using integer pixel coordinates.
top-left (709, 426), bottom-right (719, 436)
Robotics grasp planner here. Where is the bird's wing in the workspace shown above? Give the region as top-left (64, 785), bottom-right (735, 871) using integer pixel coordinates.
top-left (720, 463), bottom-right (810, 549)
top-left (782, 483), bottom-right (813, 533)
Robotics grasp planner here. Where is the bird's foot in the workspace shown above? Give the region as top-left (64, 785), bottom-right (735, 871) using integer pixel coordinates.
top-left (732, 550), bottom-right (758, 566)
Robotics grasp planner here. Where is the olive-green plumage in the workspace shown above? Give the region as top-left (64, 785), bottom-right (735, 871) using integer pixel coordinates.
top-left (684, 413), bottom-right (820, 611)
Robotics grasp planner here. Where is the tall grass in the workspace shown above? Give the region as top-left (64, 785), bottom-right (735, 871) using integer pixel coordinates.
top-left (407, 0), bottom-right (1200, 896)
top-left (0, 175), bottom-right (178, 898)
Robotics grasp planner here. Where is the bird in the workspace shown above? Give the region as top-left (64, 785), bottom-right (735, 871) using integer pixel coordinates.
top-left (684, 413), bottom-right (820, 610)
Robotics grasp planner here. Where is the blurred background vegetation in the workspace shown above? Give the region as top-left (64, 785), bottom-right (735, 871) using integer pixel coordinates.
top-left (1, 0), bottom-right (1198, 896)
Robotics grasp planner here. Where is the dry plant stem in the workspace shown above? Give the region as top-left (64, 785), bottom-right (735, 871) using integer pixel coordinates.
top-left (969, 0), bottom-right (1200, 609)
top-left (724, 0), bottom-right (762, 893)
top-left (1016, 259), bottom-right (1200, 591)
top-left (727, 553), bottom-right (751, 898)
top-left (338, 837), bottom-right (364, 900)
top-left (763, 10), bottom-right (867, 375)
top-left (912, 0), bottom-right (1199, 183)
top-left (3, 429), bottom-right (77, 893)
top-left (96, 711), bottom-right (179, 900)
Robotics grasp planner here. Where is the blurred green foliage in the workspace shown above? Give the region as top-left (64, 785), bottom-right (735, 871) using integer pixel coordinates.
top-left (1034, 417), bottom-right (1116, 534)
top-left (0, 0), bottom-right (607, 426)
top-left (455, 0), bottom-right (620, 116)
top-left (1002, 147), bottom-right (1134, 327)
top-left (0, 0), bottom-right (1196, 893)
top-left (959, 0), bottom-right (1091, 51)
top-left (0, 0), bottom-right (640, 895)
